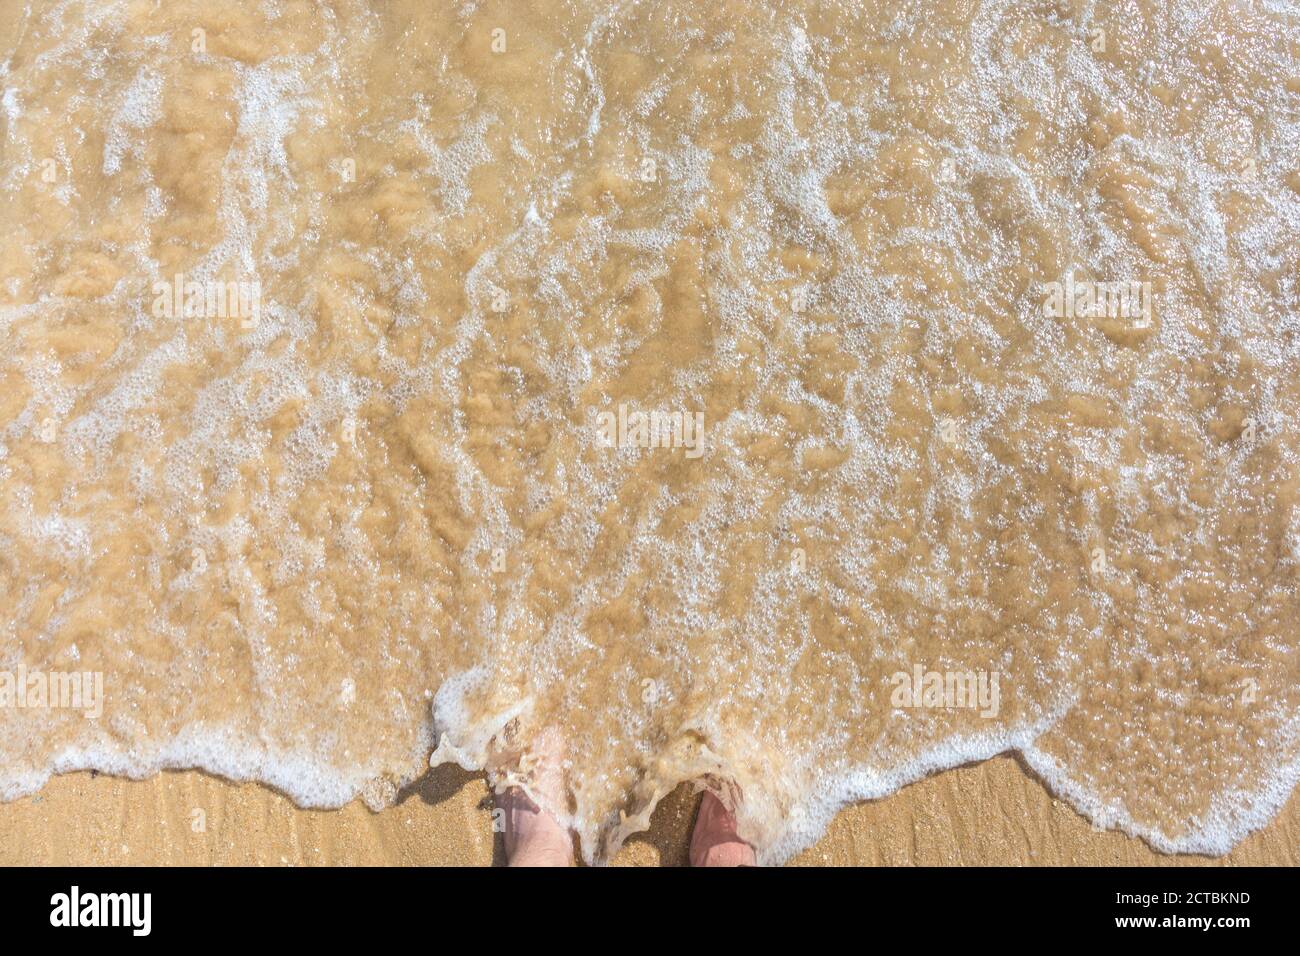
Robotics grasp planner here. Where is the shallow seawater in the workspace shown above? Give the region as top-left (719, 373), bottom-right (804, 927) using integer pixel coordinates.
top-left (0, 0), bottom-right (1297, 864)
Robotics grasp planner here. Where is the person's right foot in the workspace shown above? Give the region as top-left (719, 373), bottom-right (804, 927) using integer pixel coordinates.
top-left (496, 729), bottom-right (573, 867)
top-left (689, 790), bottom-right (757, 866)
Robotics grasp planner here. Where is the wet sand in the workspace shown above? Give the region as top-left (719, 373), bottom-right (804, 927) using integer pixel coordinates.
top-left (3, 0), bottom-right (1297, 864)
top-left (2, 757), bottom-right (1294, 866)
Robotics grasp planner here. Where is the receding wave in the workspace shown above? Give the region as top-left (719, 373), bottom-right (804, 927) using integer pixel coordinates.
top-left (1, 0), bottom-right (1297, 864)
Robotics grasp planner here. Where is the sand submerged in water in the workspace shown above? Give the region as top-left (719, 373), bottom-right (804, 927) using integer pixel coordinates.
top-left (1, 0), bottom-right (1297, 865)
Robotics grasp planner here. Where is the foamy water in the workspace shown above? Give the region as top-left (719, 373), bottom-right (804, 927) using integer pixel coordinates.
top-left (1, 0), bottom-right (1297, 864)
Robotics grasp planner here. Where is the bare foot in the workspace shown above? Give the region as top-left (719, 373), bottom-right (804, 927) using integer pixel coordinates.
top-left (690, 790), bottom-right (756, 867)
top-left (496, 730), bottom-right (573, 867)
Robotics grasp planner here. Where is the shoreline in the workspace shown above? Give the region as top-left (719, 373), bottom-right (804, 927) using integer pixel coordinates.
top-left (2, 755), bottom-right (1293, 866)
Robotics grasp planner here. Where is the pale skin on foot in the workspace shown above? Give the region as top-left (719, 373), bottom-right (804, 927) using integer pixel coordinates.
top-left (494, 732), bottom-right (755, 867)
top-left (688, 791), bottom-right (757, 867)
top-left (498, 788), bottom-right (755, 867)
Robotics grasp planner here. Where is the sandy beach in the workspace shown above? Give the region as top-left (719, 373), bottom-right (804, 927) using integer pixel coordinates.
top-left (2, 0), bottom-right (1297, 867)
top-left (2, 758), bottom-right (1294, 866)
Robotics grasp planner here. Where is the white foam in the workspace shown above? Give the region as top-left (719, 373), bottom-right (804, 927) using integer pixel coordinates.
top-left (102, 64), bottom-right (162, 176)
top-left (2, 0), bottom-right (1297, 869)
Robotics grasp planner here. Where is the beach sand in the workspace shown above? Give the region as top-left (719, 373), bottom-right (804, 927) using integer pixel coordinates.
top-left (2, 758), bottom-right (1294, 866)
top-left (2, 0), bottom-right (1297, 867)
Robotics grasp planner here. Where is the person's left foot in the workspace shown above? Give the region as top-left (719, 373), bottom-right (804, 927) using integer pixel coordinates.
top-left (496, 729), bottom-right (573, 867)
